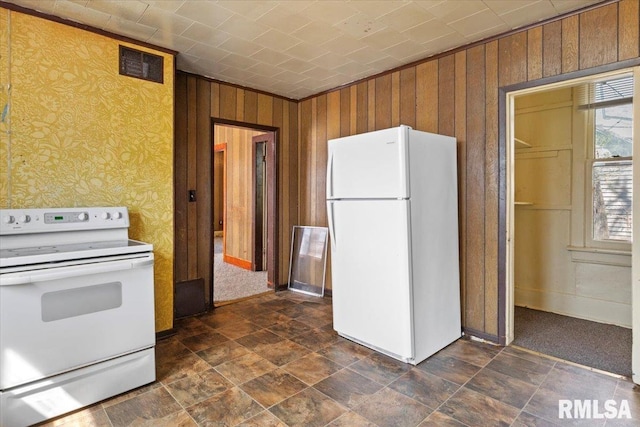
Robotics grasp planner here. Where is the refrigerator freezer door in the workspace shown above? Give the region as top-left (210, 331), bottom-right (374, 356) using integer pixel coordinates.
top-left (328, 199), bottom-right (413, 360)
top-left (327, 126), bottom-right (409, 200)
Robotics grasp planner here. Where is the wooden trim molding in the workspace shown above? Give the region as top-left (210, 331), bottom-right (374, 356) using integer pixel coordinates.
top-left (223, 254), bottom-right (252, 271)
top-left (213, 143), bottom-right (227, 152)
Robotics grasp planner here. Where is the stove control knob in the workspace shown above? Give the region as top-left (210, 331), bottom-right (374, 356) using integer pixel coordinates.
top-left (3, 215), bottom-right (15, 224)
top-left (112, 211), bottom-right (123, 219)
top-left (101, 212), bottom-right (111, 220)
top-left (18, 215), bottom-right (31, 223)
top-left (77, 212), bottom-right (88, 221)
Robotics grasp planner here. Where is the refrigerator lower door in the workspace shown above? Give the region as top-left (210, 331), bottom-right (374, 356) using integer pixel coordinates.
top-left (328, 199), bottom-right (413, 361)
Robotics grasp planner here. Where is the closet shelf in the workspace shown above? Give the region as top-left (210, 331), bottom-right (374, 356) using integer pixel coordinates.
top-left (515, 138), bottom-right (531, 148)
top-left (514, 201), bottom-right (533, 206)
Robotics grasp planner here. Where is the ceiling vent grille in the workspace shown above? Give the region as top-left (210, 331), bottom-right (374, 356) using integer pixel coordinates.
top-left (119, 46), bottom-right (163, 84)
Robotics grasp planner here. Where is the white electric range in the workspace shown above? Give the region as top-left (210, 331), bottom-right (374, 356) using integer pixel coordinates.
top-left (0, 207), bottom-right (156, 427)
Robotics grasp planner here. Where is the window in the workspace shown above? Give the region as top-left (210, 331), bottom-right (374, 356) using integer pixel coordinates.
top-left (580, 75), bottom-right (634, 245)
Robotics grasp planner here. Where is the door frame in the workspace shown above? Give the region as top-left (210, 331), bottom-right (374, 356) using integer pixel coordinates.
top-left (211, 119), bottom-right (279, 295)
top-left (499, 58), bottom-right (640, 382)
top-left (252, 134), bottom-right (272, 272)
top-left (213, 143), bottom-right (227, 257)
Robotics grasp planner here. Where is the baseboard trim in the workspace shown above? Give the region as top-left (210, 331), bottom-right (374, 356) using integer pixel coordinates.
top-left (156, 328), bottom-right (177, 341)
top-left (462, 327), bottom-right (501, 345)
top-left (223, 254), bottom-right (252, 270)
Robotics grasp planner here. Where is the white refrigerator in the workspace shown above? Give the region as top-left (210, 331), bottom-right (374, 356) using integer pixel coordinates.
top-left (326, 125), bottom-right (461, 365)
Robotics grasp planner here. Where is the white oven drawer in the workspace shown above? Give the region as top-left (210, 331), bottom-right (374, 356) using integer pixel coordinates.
top-left (0, 254), bottom-right (155, 390)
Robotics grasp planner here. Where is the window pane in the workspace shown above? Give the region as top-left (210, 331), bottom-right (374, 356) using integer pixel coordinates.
top-left (592, 160), bottom-right (632, 242)
top-left (595, 103), bottom-right (633, 158)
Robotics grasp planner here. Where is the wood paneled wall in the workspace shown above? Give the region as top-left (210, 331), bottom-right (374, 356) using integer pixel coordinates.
top-left (297, 0), bottom-right (640, 341)
top-left (175, 72), bottom-right (298, 305)
top-left (213, 125), bottom-right (263, 264)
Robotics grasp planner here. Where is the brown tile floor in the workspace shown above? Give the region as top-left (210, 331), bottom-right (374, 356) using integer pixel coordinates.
top-left (40, 291), bottom-right (640, 427)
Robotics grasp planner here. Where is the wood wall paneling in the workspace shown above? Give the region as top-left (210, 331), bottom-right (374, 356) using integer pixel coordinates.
top-left (316, 95), bottom-right (328, 227)
top-left (498, 32), bottom-right (527, 87)
top-left (400, 67), bottom-right (417, 129)
top-left (454, 50), bottom-right (467, 327)
top-left (340, 88), bottom-right (351, 137)
top-left (196, 78), bottom-right (212, 303)
top-left (356, 82), bottom-right (368, 134)
top-left (579, 3), bottom-right (618, 70)
top-left (219, 84), bottom-right (236, 120)
top-left (375, 74), bottom-right (392, 130)
top-left (484, 41), bottom-right (499, 336)
top-left (437, 55), bottom-right (455, 137)
top-left (350, 85), bottom-right (358, 135)
top-left (542, 21), bottom-right (562, 78)
top-left (465, 45), bottom-right (487, 332)
top-left (619, 0), bottom-right (640, 61)
top-left (367, 79), bottom-right (376, 131)
top-left (561, 15), bottom-right (580, 73)
top-left (244, 90), bottom-right (258, 124)
top-left (416, 61), bottom-right (438, 133)
top-left (527, 27), bottom-right (543, 81)
top-left (391, 71), bottom-right (401, 127)
top-left (186, 76), bottom-right (198, 279)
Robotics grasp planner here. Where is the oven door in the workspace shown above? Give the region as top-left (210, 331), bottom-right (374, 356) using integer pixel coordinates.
top-left (0, 254), bottom-right (155, 390)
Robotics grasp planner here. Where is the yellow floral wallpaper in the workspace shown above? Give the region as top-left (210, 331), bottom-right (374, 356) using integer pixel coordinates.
top-left (0, 9), bottom-right (175, 332)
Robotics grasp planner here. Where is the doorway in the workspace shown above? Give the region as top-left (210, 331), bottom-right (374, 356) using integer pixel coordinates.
top-left (504, 68), bottom-right (638, 378)
top-left (212, 122), bottom-right (277, 305)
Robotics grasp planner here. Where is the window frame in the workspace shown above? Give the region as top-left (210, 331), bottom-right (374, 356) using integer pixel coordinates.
top-left (583, 93), bottom-right (633, 251)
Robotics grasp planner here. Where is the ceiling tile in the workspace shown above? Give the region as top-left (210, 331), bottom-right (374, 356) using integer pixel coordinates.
top-left (246, 62), bottom-right (284, 78)
top-left (216, 0), bottom-right (278, 20)
top-left (361, 28), bottom-right (410, 50)
top-left (253, 29), bottom-right (301, 51)
top-left (498, 1), bottom-right (557, 28)
top-left (298, 1), bottom-right (359, 24)
top-left (292, 21), bottom-right (343, 45)
top-left (255, 4), bottom-right (311, 33)
top-left (3, 0), bottom-right (56, 13)
top-left (104, 15), bottom-right (157, 41)
top-left (321, 34), bottom-right (369, 56)
top-left (484, 0), bottom-right (542, 15)
top-left (219, 53), bottom-right (260, 69)
top-left (421, 31), bottom-right (468, 55)
top-left (181, 23), bottom-right (231, 47)
top-left (250, 48), bottom-right (293, 66)
top-left (551, 0), bottom-right (600, 13)
top-left (50, 0), bottom-right (111, 28)
top-left (349, 0), bottom-right (407, 19)
top-left (333, 12), bottom-right (388, 39)
top-left (84, 0), bottom-right (147, 22)
top-left (303, 66), bottom-right (336, 80)
top-left (348, 45), bottom-right (387, 64)
top-left (175, 0), bottom-right (234, 28)
top-left (377, 3), bottom-right (437, 31)
top-left (149, 30), bottom-right (196, 52)
top-left (402, 19), bottom-right (456, 43)
top-left (185, 42), bottom-right (229, 60)
top-left (139, 6), bottom-right (192, 35)
top-left (447, 9), bottom-right (505, 38)
top-left (217, 37), bottom-right (262, 57)
top-left (279, 57), bottom-right (315, 74)
top-left (424, 0), bottom-right (489, 24)
top-left (309, 52), bottom-right (350, 70)
top-left (382, 39), bottom-right (427, 61)
top-left (285, 42), bottom-right (328, 61)
top-left (144, 1), bottom-right (185, 13)
top-left (217, 14), bottom-right (270, 41)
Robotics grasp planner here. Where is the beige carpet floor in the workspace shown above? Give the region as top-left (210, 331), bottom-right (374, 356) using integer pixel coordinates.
top-left (213, 237), bottom-right (269, 304)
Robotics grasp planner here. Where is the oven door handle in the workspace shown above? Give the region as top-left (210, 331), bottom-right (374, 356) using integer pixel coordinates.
top-left (0, 257), bottom-right (154, 286)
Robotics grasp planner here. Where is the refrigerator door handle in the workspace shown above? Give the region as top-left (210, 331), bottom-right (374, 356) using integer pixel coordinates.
top-left (327, 152), bottom-right (334, 199)
top-left (327, 202), bottom-right (337, 250)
